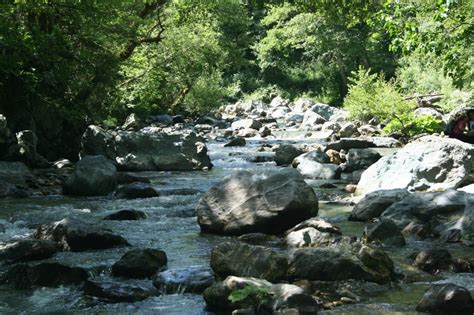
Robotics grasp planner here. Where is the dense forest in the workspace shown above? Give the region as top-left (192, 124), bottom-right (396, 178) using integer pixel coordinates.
top-left (0, 0), bottom-right (473, 158)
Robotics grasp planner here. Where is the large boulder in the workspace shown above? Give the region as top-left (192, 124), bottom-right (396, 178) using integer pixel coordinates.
top-left (33, 217), bottom-right (129, 251)
top-left (325, 138), bottom-right (376, 152)
top-left (81, 125), bottom-right (212, 171)
top-left (196, 168), bottom-right (318, 235)
top-left (293, 151), bottom-right (340, 180)
top-left (416, 284), bottom-right (473, 314)
top-left (356, 136), bottom-right (474, 195)
top-left (365, 218), bottom-right (406, 246)
top-left (83, 279), bottom-right (151, 302)
top-left (210, 242), bottom-right (288, 282)
top-left (300, 111), bottom-right (326, 130)
top-left (288, 244), bottom-right (394, 284)
top-left (112, 248), bottom-right (167, 279)
top-left (63, 155), bottom-right (117, 196)
top-left (348, 189), bottom-right (409, 222)
top-left (380, 190), bottom-right (474, 242)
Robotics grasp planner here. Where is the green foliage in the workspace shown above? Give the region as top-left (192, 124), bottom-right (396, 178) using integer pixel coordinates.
top-left (228, 284), bottom-right (273, 311)
top-left (383, 115), bottom-right (444, 138)
top-left (344, 67), bottom-right (416, 123)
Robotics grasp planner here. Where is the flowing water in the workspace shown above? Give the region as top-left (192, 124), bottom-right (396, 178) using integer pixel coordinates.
top-left (0, 135), bottom-right (472, 314)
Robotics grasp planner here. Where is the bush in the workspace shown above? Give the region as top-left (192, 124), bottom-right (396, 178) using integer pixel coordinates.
top-left (343, 67), bottom-right (416, 123)
top-left (383, 114), bottom-right (444, 137)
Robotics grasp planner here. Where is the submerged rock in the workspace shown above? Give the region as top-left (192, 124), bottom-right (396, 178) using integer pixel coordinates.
top-left (116, 182), bottom-right (159, 199)
top-left (112, 248), bottom-right (167, 279)
top-left (103, 209), bottom-right (147, 221)
top-left (196, 168), bottom-right (318, 235)
top-left (153, 266), bottom-right (214, 294)
top-left (34, 218), bottom-right (129, 251)
top-left (83, 279), bottom-right (151, 302)
top-left (1, 262), bottom-right (88, 289)
top-left (63, 155), bottom-right (117, 196)
top-left (356, 136), bottom-right (474, 195)
top-left (210, 241), bottom-right (288, 283)
top-left (0, 239), bottom-right (58, 265)
top-left (416, 283), bottom-right (473, 314)
top-left (224, 137), bottom-right (246, 147)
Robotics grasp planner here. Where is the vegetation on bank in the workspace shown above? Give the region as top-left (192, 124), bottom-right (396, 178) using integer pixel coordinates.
top-left (0, 0), bottom-right (472, 156)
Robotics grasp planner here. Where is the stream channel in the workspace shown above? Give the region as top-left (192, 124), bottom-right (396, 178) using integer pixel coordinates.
top-left (0, 133), bottom-right (472, 314)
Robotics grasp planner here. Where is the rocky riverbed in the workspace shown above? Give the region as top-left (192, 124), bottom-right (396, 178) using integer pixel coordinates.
top-left (0, 97), bottom-right (473, 314)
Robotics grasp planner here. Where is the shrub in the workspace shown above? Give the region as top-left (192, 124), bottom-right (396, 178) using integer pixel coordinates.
top-left (383, 114), bottom-right (444, 137)
top-left (343, 67), bottom-right (416, 123)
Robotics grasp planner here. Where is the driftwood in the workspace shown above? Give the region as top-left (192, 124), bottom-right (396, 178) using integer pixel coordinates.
top-left (405, 94), bottom-right (444, 109)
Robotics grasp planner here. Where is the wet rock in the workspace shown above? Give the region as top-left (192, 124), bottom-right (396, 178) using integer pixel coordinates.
top-left (196, 168), bottom-right (318, 235)
top-left (153, 266), bottom-right (214, 294)
top-left (413, 249), bottom-right (453, 274)
top-left (237, 233), bottom-right (282, 246)
top-left (288, 244), bottom-right (394, 284)
top-left (356, 136), bottom-right (474, 195)
top-left (324, 138), bottom-right (376, 152)
top-left (259, 126), bottom-right (272, 137)
top-left (83, 279), bottom-right (151, 302)
top-left (52, 159), bottom-right (73, 169)
top-left (122, 113), bottom-right (143, 130)
top-left (348, 189), bottom-right (409, 222)
top-left (34, 218), bottom-right (129, 251)
top-left (224, 137), bottom-right (246, 147)
top-left (1, 262), bottom-right (88, 289)
top-left (0, 239), bottom-right (58, 264)
top-left (274, 145), bottom-right (304, 166)
top-left (151, 114), bottom-right (174, 126)
top-left (63, 155), bottom-right (117, 196)
top-left (326, 149), bottom-right (344, 164)
top-left (195, 116), bottom-right (219, 125)
top-left (112, 248), bottom-right (167, 279)
top-left (158, 188), bottom-right (201, 196)
top-left (231, 119), bottom-right (263, 131)
top-left (172, 115), bottom-right (186, 124)
top-left (401, 222), bottom-right (430, 238)
top-left (116, 182), bottom-right (159, 199)
top-left (342, 149), bottom-right (381, 173)
top-left (365, 218), bottom-right (406, 246)
top-left (103, 209), bottom-right (147, 221)
top-left (116, 172), bottom-right (151, 184)
top-left (416, 283), bottom-right (473, 314)
top-left (210, 241), bottom-right (288, 282)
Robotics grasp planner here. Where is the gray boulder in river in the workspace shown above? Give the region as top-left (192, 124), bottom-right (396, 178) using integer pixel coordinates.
top-left (356, 136), bottom-right (474, 195)
top-left (80, 125), bottom-right (212, 171)
top-left (196, 168), bottom-right (318, 235)
top-left (63, 155), bottom-right (117, 196)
